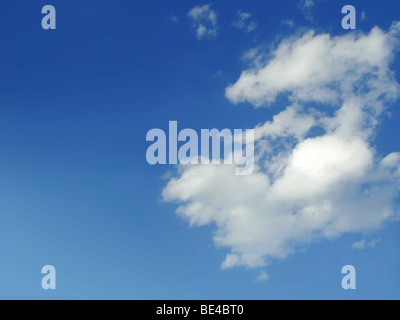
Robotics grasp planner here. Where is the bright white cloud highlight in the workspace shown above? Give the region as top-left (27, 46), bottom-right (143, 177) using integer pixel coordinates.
top-left (163, 23), bottom-right (400, 270)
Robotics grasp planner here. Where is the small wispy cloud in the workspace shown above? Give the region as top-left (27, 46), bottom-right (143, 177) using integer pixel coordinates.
top-left (188, 4), bottom-right (218, 40)
top-left (169, 15), bottom-right (179, 24)
top-left (257, 270), bottom-right (270, 282)
top-left (361, 11), bottom-right (367, 22)
top-left (281, 19), bottom-right (294, 28)
top-left (299, 0), bottom-right (315, 21)
top-left (233, 10), bottom-right (257, 32)
top-left (352, 239), bottom-right (381, 250)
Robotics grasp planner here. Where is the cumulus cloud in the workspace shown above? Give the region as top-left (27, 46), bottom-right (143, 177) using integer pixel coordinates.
top-left (233, 11), bottom-right (257, 33)
top-left (163, 23), bottom-right (400, 270)
top-left (188, 4), bottom-right (218, 40)
top-left (226, 24), bottom-right (400, 106)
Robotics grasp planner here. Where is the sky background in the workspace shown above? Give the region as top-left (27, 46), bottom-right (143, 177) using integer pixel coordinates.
top-left (0, 0), bottom-right (399, 299)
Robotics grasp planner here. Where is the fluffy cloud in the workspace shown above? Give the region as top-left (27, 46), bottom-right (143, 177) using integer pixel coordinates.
top-left (163, 23), bottom-right (400, 270)
top-left (226, 25), bottom-right (399, 106)
top-left (188, 4), bottom-right (218, 40)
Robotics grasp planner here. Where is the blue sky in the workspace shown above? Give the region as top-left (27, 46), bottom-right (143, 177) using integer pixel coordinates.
top-left (0, 0), bottom-right (399, 299)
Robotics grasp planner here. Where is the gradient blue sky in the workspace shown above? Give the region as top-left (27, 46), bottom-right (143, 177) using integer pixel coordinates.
top-left (0, 0), bottom-right (399, 299)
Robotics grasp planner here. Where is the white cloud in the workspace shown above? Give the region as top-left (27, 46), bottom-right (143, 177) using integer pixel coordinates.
top-left (226, 25), bottom-right (399, 106)
top-left (221, 253), bottom-right (240, 270)
top-left (241, 47), bottom-right (268, 69)
top-left (382, 152), bottom-right (400, 177)
top-left (352, 238), bottom-right (381, 250)
top-left (233, 11), bottom-right (257, 33)
top-left (188, 4), bottom-right (218, 40)
top-left (271, 135), bottom-right (373, 200)
top-left (163, 22), bottom-right (400, 270)
top-left (254, 105), bottom-right (315, 141)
